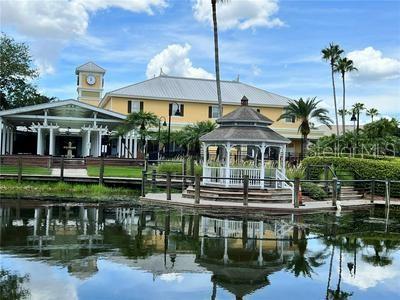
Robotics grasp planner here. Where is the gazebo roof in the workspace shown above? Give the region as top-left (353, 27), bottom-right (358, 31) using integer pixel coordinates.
top-left (200, 96), bottom-right (290, 145)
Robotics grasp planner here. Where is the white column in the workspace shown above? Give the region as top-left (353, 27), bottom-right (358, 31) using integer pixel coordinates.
top-left (128, 133), bottom-right (133, 158)
top-left (6, 128), bottom-right (11, 154)
top-left (133, 135), bottom-right (138, 158)
top-left (260, 143), bottom-right (266, 189)
top-left (49, 127), bottom-right (55, 155)
top-left (258, 221), bottom-right (264, 266)
top-left (282, 144), bottom-right (286, 176)
top-left (118, 136), bottom-right (122, 158)
top-left (1, 124), bottom-right (6, 155)
top-left (36, 126), bottom-right (42, 155)
top-left (98, 131), bottom-right (102, 157)
top-left (223, 219), bottom-right (229, 264)
top-left (225, 143), bottom-right (231, 187)
top-left (0, 119), bottom-right (3, 155)
top-left (9, 130), bottom-right (14, 155)
top-left (86, 130), bottom-right (91, 157)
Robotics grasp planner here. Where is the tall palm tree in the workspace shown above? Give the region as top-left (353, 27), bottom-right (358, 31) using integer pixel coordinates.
top-left (278, 97), bottom-right (333, 157)
top-left (334, 57), bottom-right (358, 134)
top-left (366, 108), bottom-right (379, 122)
top-left (211, 0), bottom-right (228, 118)
top-left (322, 43), bottom-right (343, 137)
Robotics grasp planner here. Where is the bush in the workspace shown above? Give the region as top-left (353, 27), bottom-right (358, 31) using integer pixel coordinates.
top-left (302, 156), bottom-right (400, 196)
top-left (301, 182), bottom-right (328, 201)
top-left (157, 163), bottom-right (183, 174)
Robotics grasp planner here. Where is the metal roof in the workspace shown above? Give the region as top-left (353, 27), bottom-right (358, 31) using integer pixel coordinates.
top-left (102, 75), bottom-right (292, 107)
top-left (76, 62), bottom-right (106, 74)
top-left (218, 106), bottom-right (273, 125)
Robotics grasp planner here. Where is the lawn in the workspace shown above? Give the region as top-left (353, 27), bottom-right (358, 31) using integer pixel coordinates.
top-left (0, 165), bottom-right (51, 175)
top-left (87, 165), bottom-right (144, 178)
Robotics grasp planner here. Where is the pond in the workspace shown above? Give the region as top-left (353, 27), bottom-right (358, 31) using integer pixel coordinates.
top-left (0, 199), bottom-right (399, 300)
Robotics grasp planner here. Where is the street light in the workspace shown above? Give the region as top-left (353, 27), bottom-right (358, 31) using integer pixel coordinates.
top-left (158, 116), bottom-right (167, 160)
top-left (167, 102), bottom-right (181, 158)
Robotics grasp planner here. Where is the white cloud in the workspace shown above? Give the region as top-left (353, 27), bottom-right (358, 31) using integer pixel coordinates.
top-left (193, 0), bottom-right (284, 30)
top-left (347, 47), bottom-right (400, 81)
top-left (0, 0), bottom-right (166, 75)
top-left (146, 43), bottom-right (214, 79)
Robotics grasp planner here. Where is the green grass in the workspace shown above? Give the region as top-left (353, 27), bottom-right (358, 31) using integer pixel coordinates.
top-left (0, 165), bottom-right (51, 175)
top-left (87, 165), bottom-right (144, 178)
top-left (0, 180), bottom-right (138, 200)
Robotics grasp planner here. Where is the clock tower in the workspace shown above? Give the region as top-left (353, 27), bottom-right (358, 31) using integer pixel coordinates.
top-left (76, 62), bottom-right (106, 106)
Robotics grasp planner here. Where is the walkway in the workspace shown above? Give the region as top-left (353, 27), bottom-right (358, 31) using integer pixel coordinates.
top-left (51, 168), bottom-right (88, 177)
top-left (139, 193), bottom-right (383, 213)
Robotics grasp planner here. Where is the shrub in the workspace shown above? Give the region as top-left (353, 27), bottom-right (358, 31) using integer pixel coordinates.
top-left (286, 165), bottom-right (305, 179)
top-left (302, 156), bottom-right (400, 196)
top-left (301, 182), bottom-right (328, 201)
top-left (157, 162), bottom-right (184, 174)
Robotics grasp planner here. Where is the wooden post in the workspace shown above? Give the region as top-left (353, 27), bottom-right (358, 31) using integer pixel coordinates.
top-left (166, 172), bottom-right (171, 200)
top-left (17, 156), bottom-right (22, 183)
top-left (99, 157), bottom-right (104, 185)
top-left (243, 175), bottom-right (249, 206)
top-left (385, 180), bottom-right (390, 209)
top-left (60, 156), bottom-right (64, 181)
top-left (332, 177), bottom-right (338, 207)
top-left (182, 158), bottom-right (187, 193)
top-left (370, 178), bottom-right (375, 203)
top-left (194, 175), bottom-right (200, 204)
top-left (294, 178), bottom-right (300, 208)
top-left (141, 170), bottom-right (147, 197)
top-left (152, 169), bottom-right (157, 189)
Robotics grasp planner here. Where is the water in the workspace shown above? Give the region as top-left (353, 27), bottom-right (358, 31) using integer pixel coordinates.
top-left (1, 199), bottom-right (399, 300)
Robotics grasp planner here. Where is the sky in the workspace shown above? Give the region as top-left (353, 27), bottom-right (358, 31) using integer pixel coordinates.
top-left (1, 0), bottom-right (400, 123)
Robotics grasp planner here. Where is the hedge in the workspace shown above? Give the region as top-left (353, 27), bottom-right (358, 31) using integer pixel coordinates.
top-left (301, 182), bottom-right (328, 201)
top-left (302, 156), bottom-right (400, 197)
top-left (157, 162), bottom-right (202, 176)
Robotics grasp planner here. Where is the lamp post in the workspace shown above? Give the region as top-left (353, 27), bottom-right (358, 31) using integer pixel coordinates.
top-left (350, 112), bottom-right (357, 132)
top-left (167, 102), bottom-right (181, 158)
top-left (158, 116), bottom-right (167, 160)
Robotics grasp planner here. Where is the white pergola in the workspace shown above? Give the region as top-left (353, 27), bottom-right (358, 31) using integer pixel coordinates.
top-left (200, 96), bottom-right (291, 189)
top-left (0, 100), bottom-right (138, 158)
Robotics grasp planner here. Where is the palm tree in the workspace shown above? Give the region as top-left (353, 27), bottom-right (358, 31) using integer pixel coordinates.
top-left (278, 97), bottom-right (333, 157)
top-left (334, 57), bottom-right (358, 134)
top-left (351, 102), bottom-right (365, 134)
top-left (212, 0), bottom-right (228, 118)
top-left (180, 121), bottom-right (216, 157)
top-left (120, 111), bottom-right (158, 157)
top-left (366, 108), bottom-right (379, 122)
top-left (322, 43), bottom-right (343, 137)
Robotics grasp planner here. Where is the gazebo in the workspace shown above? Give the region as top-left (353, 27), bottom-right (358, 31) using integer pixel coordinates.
top-left (200, 96), bottom-right (291, 189)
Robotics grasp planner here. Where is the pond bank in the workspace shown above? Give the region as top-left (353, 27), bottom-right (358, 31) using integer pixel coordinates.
top-left (0, 180), bottom-right (139, 202)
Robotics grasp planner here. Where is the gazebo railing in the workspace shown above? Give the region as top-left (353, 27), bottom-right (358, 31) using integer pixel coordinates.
top-left (203, 166), bottom-right (226, 184)
top-left (229, 167), bottom-right (261, 186)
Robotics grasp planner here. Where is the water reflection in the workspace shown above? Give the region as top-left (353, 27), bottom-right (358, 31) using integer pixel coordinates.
top-left (1, 201), bottom-right (399, 300)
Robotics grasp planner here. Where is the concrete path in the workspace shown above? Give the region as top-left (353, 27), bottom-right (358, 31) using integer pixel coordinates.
top-left (51, 168), bottom-right (88, 177)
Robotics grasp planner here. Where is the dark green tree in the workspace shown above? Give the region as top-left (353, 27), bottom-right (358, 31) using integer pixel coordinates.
top-left (0, 33), bottom-right (55, 110)
top-left (0, 269), bottom-right (30, 300)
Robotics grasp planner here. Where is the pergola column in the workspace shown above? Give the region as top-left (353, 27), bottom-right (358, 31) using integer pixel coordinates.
top-left (225, 143), bottom-right (231, 187)
top-left (49, 127), bottom-right (55, 155)
top-left (36, 126), bottom-right (43, 155)
top-left (97, 131), bottom-right (102, 157)
top-left (118, 135), bottom-right (122, 158)
top-left (133, 135), bottom-right (138, 158)
top-left (0, 118), bottom-right (3, 155)
top-left (9, 129), bottom-right (14, 155)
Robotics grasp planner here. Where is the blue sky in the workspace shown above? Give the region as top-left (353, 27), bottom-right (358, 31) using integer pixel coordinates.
top-left (1, 0), bottom-right (400, 122)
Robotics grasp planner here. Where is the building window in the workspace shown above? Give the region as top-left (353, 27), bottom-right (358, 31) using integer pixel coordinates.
top-left (285, 115), bottom-right (296, 123)
top-left (208, 105), bottom-right (221, 118)
top-left (169, 103), bottom-right (184, 116)
top-left (127, 100), bottom-right (143, 113)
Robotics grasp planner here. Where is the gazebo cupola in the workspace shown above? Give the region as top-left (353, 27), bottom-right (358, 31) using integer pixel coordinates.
top-left (199, 96), bottom-right (291, 189)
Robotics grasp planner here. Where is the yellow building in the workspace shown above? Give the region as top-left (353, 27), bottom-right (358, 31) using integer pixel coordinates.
top-left (76, 62), bottom-right (325, 157)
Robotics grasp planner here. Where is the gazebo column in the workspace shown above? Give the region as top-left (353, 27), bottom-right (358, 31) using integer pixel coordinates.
top-left (260, 143), bottom-right (266, 189)
top-left (282, 145), bottom-right (287, 176)
top-left (224, 143), bottom-right (231, 187)
top-left (258, 220), bottom-right (264, 266)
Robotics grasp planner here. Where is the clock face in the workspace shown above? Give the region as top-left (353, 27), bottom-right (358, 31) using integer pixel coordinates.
top-left (86, 75), bottom-right (96, 85)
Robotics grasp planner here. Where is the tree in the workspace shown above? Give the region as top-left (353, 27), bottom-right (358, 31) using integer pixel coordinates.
top-left (334, 57), bottom-right (358, 134)
top-left (278, 97), bottom-right (332, 157)
top-left (119, 111), bottom-right (158, 157)
top-left (0, 33), bottom-right (54, 110)
top-left (180, 121), bottom-right (217, 157)
top-left (211, 0), bottom-right (228, 118)
top-left (366, 108), bottom-right (379, 122)
top-left (351, 102), bottom-right (365, 135)
top-left (322, 43), bottom-right (344, 137)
